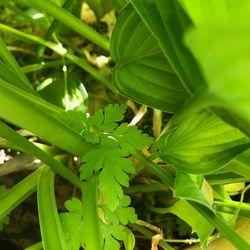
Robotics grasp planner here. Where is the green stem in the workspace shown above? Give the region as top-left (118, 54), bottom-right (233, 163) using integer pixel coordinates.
top-left (0, 23), bottom-right (114, 90)
top-left (0, 121), bottom-right (81, 188)
top-left (22, 60), bottom-right (72, 73)
top-left (0, 167), bottom-right (42, 221)
top-left (29, 0), bottom-right (110, 51)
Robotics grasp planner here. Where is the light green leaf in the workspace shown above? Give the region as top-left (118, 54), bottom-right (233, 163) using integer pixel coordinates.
top-left (174, 171), bottom-right (213, 212)
top-left (81, 147), bottom-right (135, 210)
top-left (37, 166), bottom-right (68, 250)
top-left (160, 110), bottom-right (250, 174)
top-left (150, 199), bottom-right (214, 248)
top-left (184, 0), bottom-right (250, 133)
top-left (110, 4), bottom-right (189, 113)
top-left (0, 78), bottom-right (93, 156)
top-left (60, 198), bottom-right (84, 250)
top-left (112, 123), bottom-right (153, 153)
top-left (0, 168), bottom-right (41, 221)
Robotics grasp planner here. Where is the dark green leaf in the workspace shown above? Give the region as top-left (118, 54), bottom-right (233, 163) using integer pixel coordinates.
top-left (110, 4), bottom-right (189, 113)
top-left (131, 0), bottom-right (204, 92)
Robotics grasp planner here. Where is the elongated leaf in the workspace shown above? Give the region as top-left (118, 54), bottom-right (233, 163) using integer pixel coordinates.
top-left (223, 149), bottom-right (250, 179)
top-left (111, 4), bottom-right (189, 113)
top-left (29, 0), bottom-right (109, 51)
top-left (0, 23), bottom-right (113, 90)
top-left (159, 110), bottom-right (250, 174)
top-left (184, 1), bottom-right (250, 132)
top-left (131, 0), bottom-right (204, 93)
top-left (0, 121), bottom-right (81, 188)
top-left (0, 168), bottom-right (42, 221)
top-left (38, 166), bottom-right (68, 250)
top-left (0, 78), bottom-right (93, 156)
top-left (0, 39), bottom-right (32, 90)
top-left (174, 171), bottom-right (213, 212)
top-left (24, 241), bottom-right (43, 250)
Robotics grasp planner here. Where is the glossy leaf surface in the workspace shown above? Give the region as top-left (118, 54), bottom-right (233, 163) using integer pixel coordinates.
top-left (111, 4), bottom-right (189, 113)
top-left (131, 0), bottom-right (204, 93)
top-left (160, 110), bottom-right (250, 174)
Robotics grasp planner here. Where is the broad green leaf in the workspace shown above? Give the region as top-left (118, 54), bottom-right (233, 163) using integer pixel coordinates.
top-left (37, 72), bottom-right (88, 112)
top-left (223, 149), bottom-right (250, 179)
top-left (130, 0), bottom-right (204, 93)
top-left (134, 153), bottom-right (250, 249)
top-left (110, 4), bottom-right (189, 113)
top-left (179, 0), bottom-right (228, 26)
top-left (0, 78), bottom-right (93, 156)
top-left (174, 171), bottom-right (213, 212)
top-left (150, 199), bottom-right (214, 248)
top-left (184, 1), bottom-right (250, 133)
top-left (159, 110), bottom-right (250, 174)
top-left (37, 166), bottom-right (68, 250)
top-left (0, 168), bottom-right (41, 221)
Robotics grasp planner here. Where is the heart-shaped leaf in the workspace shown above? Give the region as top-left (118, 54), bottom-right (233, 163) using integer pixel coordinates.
top-left (110, 4), bottom-right (189, 113)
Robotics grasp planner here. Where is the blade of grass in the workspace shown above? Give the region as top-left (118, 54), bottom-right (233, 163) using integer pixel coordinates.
top-left (37, 166), bottom-right (68, 250)
top-left (22, 60), bottom-right (72, 73)
top-left (0, 121), bottom-right (81, 188)
top-left (36, 0), bottom-right (74, 58)
top-left (0, 167), bottom-right (42, 221)
top-left (0, 78), bottom-right (94, 155)
top-left (0, 23), bottom-right (114, 90)
top-left (24, 242), bottom-right (43, 250)
top-left (0, 40), bottom-right (33, 90)
top-left (0, 0), bottom-right (47, 29)
top-left (29, 0), bottom-right (110, 51)
top-left (82, 175), bottom-right (103, 250)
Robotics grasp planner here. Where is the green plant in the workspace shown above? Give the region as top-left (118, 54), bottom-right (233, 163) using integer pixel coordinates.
top-left (0, 0), bottom-right (249, 250)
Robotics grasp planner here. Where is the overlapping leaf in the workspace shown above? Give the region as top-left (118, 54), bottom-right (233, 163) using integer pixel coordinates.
top-left (110, 4), bottom-right (189, 113)
top-left (80, 146), bottom-right (135, 210)
top-left (130, 0), bottom-right (204, 93)
top-left (182, 0), bottom-right (250, 134)
top-left (159, 110), bottom-right (250, 174)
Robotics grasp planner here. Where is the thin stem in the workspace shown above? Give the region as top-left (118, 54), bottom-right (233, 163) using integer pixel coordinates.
top-left (29, 0), bottom-right (110, 51)
top-left (0, 23), bottom-right (114, 91)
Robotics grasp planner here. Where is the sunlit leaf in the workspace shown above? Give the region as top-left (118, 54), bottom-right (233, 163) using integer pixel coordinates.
top-left (160, 110), bottom-right (250, 174)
